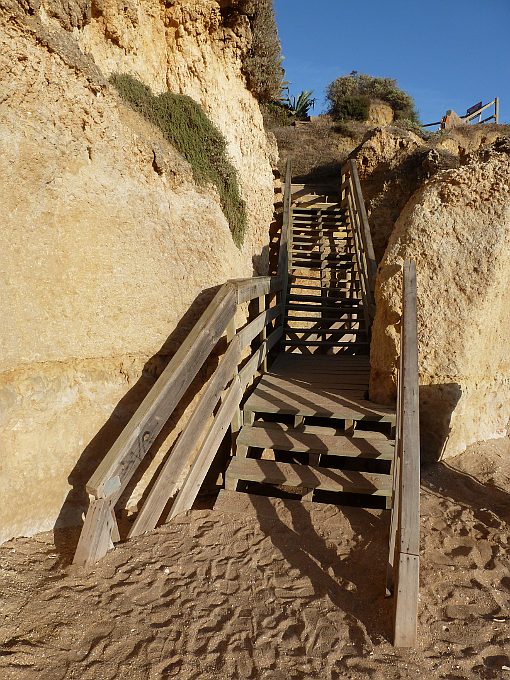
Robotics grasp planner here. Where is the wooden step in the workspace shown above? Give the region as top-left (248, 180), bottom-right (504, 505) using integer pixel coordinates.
top-left (243, 377), bottom-right (396, 423)
top-left (286, 303), bottom-right (364, 314)
top-left (225, 458), bottom-right (392, 496)
top-left (290, 255), bottom-right (353, 263)
top-left (292, 227), bottom-right (346, 232)
top-left (290, 264), bottom-right (354, 271)
top-left (291, 238), bottom-right (348, 245)
top-left (288, 284), bottom-right (360, 292)
top-left (286, 295), bottom-right (363, 303)
top-left (283, 339), bottom-right (369, 347)
top-left (238, 422), bottom-right (394, 459)
top-left (285, 327), bottom-right (367, 335)
top-left (285, 320), bottom-right (366, 329)
top-left (287, 293), bottom-right (358, 303)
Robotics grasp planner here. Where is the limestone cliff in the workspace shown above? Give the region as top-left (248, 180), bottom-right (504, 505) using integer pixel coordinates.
top-left (351, 124), bottom-right (507, 262)
top-left (370, 139), bottom-right (510, 461)
top-left (0, 1), bottom-right (277, 542)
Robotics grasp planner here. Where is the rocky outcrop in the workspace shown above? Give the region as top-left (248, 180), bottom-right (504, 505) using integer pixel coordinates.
top-left (351, 125), bottom-right (508, 263)
top-left (367, 101), bottom-right (393, 125)
top-left (351, 127), bottom-right (450, 263)
top-left (0, 1), bottom-right (276, 542)
top-left (370, 139), bottom-right (510, 461)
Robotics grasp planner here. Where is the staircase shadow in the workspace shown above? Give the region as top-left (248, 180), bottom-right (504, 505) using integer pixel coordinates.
top-left (248, 494), bottom-right (393, 644)
top-left (53, 238), bottom-right (275, 565)
top-left (421, 459), bottom-right (510, 527)
top-left (52, 285), bottom-right (228, 564)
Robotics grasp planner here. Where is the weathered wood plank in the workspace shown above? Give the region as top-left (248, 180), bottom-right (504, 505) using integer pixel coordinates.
top-left (167, 377), bottom-right (244, 520)
top-left (399, 260), bottom-right (420, 556)
top-left (258, 294), bottom-right (268, 373)
top-left (73, 498), bottom-right (116, 567)
top-left (232, 276), bottom-right (281, 304)
top-left (225, 458), bottom-right (392, 495)
top-left (346, 160), bottom-right (377, 302)
top-left (254, 374), bottom-right (367, 394)
top-left (128, 335), bottom-right (243, 537)
top-left (243, 383), bottom-right (396, 422)
top-left (87, 284), bottom-right (237, 498)
top-left (236, 305), bottom-right (281, 350)
top-left (238, 325), bottom-right (283, 389)
top-left (393, 553), bottom-right (419, 647)
top-left (238, 423), bottom-right (394, 459)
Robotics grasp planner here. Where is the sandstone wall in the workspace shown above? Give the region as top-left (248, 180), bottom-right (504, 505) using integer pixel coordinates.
top-left (370, 140), bottom-right (510, 461)
top-left (0, 2), bottom-right (276, 542)
top-left (351, 125), bottom-right (507, 263)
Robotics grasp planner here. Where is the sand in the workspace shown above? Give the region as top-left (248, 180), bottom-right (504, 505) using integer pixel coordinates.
top-left (1, 438), bottom-right (510, 679)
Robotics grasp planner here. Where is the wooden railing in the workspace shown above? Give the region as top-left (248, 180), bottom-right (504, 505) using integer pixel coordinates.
top-left (387, 260), bottom-right (420, 647)
top-left (73, 165), bottom-right (293, 567)
top-left (340, 159), bottom-right (377, 329)
top-left (423, 97), bottom-right (500, 128)
top-left (463, 97), bottom-right (499, 124)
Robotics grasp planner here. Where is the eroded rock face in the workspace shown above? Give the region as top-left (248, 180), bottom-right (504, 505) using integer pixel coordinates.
top-left (367, 101), bottom-right (393, 125)
top-left (370, 139), bottom-right (510, 461)
top-left (0, 1), bottom-right (276, 542)
top-left (351, 125), bottom-right (507, 264)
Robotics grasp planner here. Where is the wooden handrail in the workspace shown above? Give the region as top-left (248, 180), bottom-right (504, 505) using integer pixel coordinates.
top-left (388, 260), bottom-right (420, 648)
top-left (424, 97), bottom-right (500, 128)
top-left (279, 159), bottom-right (292, 297)
top-left (74, 273), bottom-right (284, 566)
top-left (340, 159), bottom-right (377, 328)
top-left (462, 97), bottom-right (499, 123)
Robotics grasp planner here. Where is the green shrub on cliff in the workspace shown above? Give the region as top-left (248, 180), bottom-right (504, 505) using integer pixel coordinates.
top-left (111, 73), bottom-right (247, 247)
top-left (326, 72), bottom-right (419, 124)
top-left (237, 0), bottom-right (284, 102)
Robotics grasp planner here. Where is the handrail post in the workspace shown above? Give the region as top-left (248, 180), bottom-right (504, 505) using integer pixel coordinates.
top-left (393, 260), bottom-right (420, 648)
top-left (277, 159), bottom-right (292, 344)
top-left (340, 160), bottom-right (377, 331)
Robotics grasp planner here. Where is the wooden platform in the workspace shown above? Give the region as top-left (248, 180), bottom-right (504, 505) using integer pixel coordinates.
top-left (243, 355), bottom-right (395, 423)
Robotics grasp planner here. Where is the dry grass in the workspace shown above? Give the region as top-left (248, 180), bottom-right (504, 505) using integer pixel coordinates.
top-left (271, 115), bottom-right (367, 184)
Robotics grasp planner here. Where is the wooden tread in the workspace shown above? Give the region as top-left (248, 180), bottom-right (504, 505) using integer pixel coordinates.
top-left (286, 303), bottom-right (364, 314)
top-left (283, 339), bottom-right (369, 347)
top-left (285, 315), bottom-right (365, 324)
top-left (244, 375), bottom-right (396, 422)
top-left (285, 327), bottom-right (367, 335)
top-left (238, 422), bottom-right (394, 459)
top-left (225, 458), bottom-right (392, 496)
top-left (288, 284), bottom-right (361, 292)
top-left (287, 293), bottom-right (358, 303)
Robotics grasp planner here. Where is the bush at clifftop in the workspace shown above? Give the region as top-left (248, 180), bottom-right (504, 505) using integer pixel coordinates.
top-left (326, 73), bottom-right (420, 125)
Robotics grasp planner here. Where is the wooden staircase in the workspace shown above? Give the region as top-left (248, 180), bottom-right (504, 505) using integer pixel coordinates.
top-left (225, 177), bottom-right (394, 507)
top-left (72, 159), bottom-right (420, 648)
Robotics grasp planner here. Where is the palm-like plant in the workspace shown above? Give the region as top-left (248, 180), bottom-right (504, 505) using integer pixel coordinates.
top-left (286, 90), bottom-right (315, 119)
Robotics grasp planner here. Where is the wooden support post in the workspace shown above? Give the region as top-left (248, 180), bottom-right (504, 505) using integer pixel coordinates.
top-left (168, 378), bottom-right (243, 520)
top-left (393, 554), bottom-right (419, 647)
top-left (392, 260), bottom-right (420, 648)
top-left (258, 294), bottom-right (268, 373)
top-left (303, 452), bottom-right (320, 501)
top-left (73, 498), bottom-right (117, 567)
top-left (227, 317), bottom-right (243, 439)
top-left (495, 97), bottom-right (500, 124)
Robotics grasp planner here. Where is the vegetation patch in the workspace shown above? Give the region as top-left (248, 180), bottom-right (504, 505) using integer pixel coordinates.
top-left (238, 0), bottom-right (284, 103)
top-left (111, 73), bottom-right (247, 247)
top-left (326, 72), bottom-right (419, 124)
top-left (220, 0), bottom-right (284, 103)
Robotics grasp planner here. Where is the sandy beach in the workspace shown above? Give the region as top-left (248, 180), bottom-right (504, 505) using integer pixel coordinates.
top-left (1, 438), bottom-right (509, 680)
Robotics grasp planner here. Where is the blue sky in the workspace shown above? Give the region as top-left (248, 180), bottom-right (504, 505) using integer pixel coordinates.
top-left (273, 0), bottom-right (509, 125)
